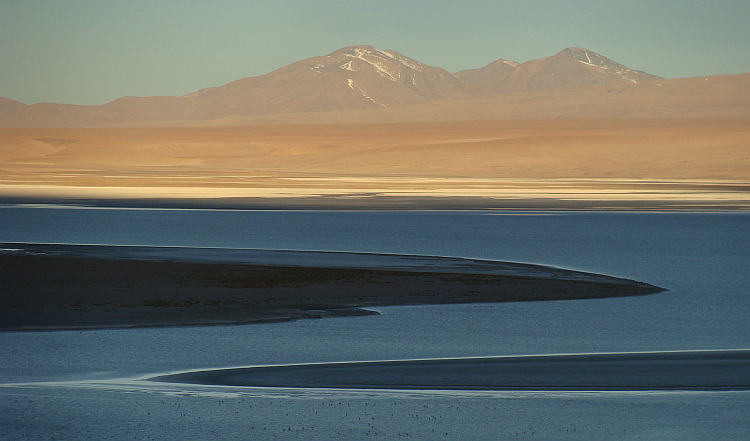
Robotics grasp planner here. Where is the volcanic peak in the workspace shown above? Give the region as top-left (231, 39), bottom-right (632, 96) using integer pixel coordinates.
top-left (558, 47), bottom-right (656, 83)
top-left (319, 45), bottom-right (432, 80)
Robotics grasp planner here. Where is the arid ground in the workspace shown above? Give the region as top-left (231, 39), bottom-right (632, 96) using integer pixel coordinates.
top-left (1, 118), bottom-right (746, 209)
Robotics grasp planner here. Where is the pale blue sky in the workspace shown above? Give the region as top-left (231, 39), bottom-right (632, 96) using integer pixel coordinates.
top-left (2, 0), bottom-right (748, 105)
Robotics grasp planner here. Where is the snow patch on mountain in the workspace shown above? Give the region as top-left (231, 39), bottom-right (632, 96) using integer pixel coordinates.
top-left (375, 48), bottom-right (396, 60)
top-left (346, 79), bottom-right (386, 107)
top-left (577, 59), bottom-right (608, 70)
top-left (343, 48), bottom-right (399, 81)
top-left (394, 54), bottom-right (424, 73)
top-left (340, 61), bottom-right (356, 72)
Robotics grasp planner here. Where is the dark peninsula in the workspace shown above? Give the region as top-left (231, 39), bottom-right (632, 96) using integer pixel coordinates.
top-left (1, 243), bottom-right (665, 331)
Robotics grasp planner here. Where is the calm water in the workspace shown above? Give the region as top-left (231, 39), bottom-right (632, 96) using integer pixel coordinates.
top-left (1, 207), bottom-right (748, 440)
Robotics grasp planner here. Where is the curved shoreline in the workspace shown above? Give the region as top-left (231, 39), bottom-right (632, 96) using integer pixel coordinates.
top-left (152, 350), bottom-right (750, 392)
top-left (1, 243), bottom-right (665, 332)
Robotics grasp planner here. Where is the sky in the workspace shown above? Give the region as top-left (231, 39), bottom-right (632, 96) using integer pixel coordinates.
top-left (2, 0), bottom-right (749, 105)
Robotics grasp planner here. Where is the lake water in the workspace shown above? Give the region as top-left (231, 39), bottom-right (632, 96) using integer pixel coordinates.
top-left (1, 207), bottom-right (748, 440)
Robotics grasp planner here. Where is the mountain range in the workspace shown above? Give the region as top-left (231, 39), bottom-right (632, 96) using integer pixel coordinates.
top-left (1, 46), bottom-right (747, 127)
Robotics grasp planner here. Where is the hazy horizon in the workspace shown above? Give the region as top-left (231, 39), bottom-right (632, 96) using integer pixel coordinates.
top-left (2, 0), bottom-right (749, 106)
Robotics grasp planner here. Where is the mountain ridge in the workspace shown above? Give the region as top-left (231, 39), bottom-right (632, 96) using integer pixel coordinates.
top-left (455, 47), bottom-right (661, 93)
top-left (2, 45), bottom-right (747, 127)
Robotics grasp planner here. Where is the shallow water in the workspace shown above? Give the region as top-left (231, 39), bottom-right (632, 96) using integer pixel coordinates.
top-left (1, 208), bottom-right (748, 439)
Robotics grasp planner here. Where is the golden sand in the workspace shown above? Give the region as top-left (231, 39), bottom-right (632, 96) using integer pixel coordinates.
top-left (1, 119), bottom-right (747, 209)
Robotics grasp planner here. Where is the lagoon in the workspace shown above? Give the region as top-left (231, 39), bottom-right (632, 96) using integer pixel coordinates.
top-left (1, 208), bottom-right (748, 439)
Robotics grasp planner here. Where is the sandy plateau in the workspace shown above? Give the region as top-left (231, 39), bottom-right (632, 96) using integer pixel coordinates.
top-left (0, 119), bottom-right (747, 210)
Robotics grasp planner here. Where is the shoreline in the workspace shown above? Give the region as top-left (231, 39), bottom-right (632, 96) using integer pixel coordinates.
top-left (153, 350), bottom-right (750, 391)
top-left (0, 243), bottom-right (665, 332)
top-left (1, 195), bottom-right (747, 212)
top-left (3, 307), bottom-right (380, 333)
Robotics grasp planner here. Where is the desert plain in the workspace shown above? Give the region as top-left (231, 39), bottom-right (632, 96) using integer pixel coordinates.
top-left (1, 118), bottom-right (747, 210)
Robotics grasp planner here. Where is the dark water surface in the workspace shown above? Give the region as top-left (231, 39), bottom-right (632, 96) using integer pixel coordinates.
top-left (1, 207), bottom-right (748, 440)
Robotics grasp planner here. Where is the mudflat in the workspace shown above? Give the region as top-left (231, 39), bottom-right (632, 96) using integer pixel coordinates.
top-left (0, 244), bottom-right (664, 331)
top-left (1, 119), bottom-right (747, 210)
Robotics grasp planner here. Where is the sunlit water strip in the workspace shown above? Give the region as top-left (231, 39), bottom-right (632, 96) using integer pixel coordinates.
top-left (6, 377), bottom-right (747, 401)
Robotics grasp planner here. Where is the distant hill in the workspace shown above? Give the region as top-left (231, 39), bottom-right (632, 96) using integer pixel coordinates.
top-left (0, 97), bottom-right (26, 113)
top-left (455, 47), bottom-right (662, 92)
top-left (2, 46), bottom-right (748, 127)
top-left (172, 45), bottom-right (484, 118)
